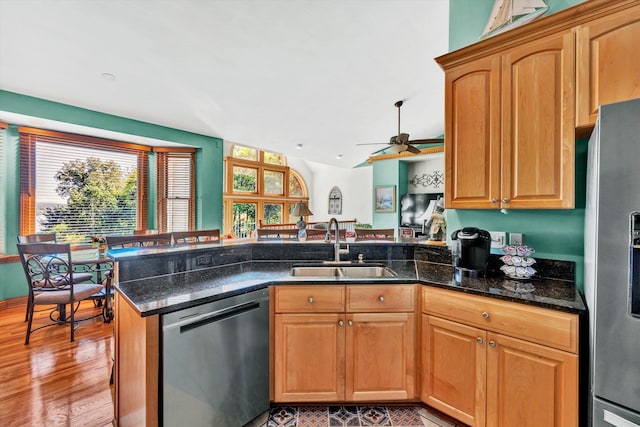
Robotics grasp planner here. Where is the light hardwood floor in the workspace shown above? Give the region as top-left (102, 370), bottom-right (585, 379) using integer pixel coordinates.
top-left (0, 300), bottom-right (114, 427)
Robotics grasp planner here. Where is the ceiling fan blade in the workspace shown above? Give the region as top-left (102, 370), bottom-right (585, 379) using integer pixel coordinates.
top-left (406, 144), bottom-right (422, 154)
top-left (408, 138), bottom-right (444, 145)
top-left (370, 146), bottom-right (393, 155)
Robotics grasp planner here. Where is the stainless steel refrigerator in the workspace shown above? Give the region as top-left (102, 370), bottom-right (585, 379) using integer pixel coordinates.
top-left (585, 97), bottom-right (640, 426)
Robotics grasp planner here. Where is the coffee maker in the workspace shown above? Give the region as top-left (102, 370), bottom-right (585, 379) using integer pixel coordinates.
top-left (451, 227), bottom-right (491, 280)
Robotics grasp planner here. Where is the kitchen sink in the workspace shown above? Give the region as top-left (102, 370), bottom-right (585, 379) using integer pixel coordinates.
top-left (290, 264), bottom-right (397, 278)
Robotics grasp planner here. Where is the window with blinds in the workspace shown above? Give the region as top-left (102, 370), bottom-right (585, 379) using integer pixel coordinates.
top-left (19, 127), bottom-right (150, 243)
top-left (157, 150), bottom-right (195, 232)
top-left (0, 122), bottom-right (7, 253)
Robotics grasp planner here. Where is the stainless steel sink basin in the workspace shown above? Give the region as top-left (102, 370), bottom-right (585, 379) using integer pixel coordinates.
top-left (290, 265), bottom-right (396, 278)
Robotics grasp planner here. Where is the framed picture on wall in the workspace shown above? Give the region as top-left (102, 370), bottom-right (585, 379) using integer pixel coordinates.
top-left (374, 186), bottom-right (396, 213)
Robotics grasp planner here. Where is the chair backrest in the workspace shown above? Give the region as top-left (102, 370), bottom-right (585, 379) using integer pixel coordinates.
top-left (305, 228), bottom-right (347, 241)
top-left (133, 229), bottom-right (158, 235)
top-left (355, 228), bottom-right (395, 241)
top-left (17, 233), bottom-right (57, 244)
top-left (399, 227), bottom-right (415, 238)
top-left (256, 228), bottom-right (299, 241)
top-left (105, 233), bottom-right (173, 249)
top-left (172, 229), bottom-right (220, 245)
top-left (16, 242), bottom-right (75, 292)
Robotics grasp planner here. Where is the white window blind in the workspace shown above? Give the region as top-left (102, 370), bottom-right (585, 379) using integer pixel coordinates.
top-left (19, 127), bottom-right (150, 243)
top-left (158, 151), bottom-right (194, 232)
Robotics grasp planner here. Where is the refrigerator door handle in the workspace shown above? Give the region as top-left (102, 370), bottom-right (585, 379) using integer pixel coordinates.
top-left (604, 409), bottom-right (640, 427)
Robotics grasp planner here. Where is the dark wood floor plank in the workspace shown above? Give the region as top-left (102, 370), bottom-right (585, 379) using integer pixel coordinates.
top-left (0, 301), bottom-right (113, 426)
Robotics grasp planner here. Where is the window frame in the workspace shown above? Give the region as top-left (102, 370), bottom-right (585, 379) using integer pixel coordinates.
top-left (223, 145), bottom-right (308, 236)
top-left (18, 126), bottom-right (152, 238)
top-left (156, 148), bottom-right (196, 233)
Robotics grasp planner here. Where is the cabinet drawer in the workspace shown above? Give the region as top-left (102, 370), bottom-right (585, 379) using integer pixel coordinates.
top-left (422, 287), bottom-right (578, 353)
top-left (275, 286), bottom-right (345, 313)
top-left (347, 285), bottom-right (416, 312)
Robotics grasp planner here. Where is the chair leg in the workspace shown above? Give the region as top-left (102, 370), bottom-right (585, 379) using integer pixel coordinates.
top-left (70, 302), bottom-right (75, 342)
top-left (24, 300), bottom-right (31, 322)
top-left (24, 300), bottom-right (34, 345)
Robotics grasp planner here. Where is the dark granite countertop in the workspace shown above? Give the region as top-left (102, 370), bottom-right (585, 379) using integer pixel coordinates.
top-left (116, 257), bottom-right (585, 317)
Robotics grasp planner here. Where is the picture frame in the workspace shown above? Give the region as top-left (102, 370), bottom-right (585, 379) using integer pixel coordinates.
top-left (374, 185), bottom-right (396, 213)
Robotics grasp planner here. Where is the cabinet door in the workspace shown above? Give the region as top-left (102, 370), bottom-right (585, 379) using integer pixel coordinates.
top-left (345, 312), bottom-right (415, 401)
top-left (421, 315), bottom-right (486, 427)
top-left (501, 30), bottom-right (575, 209)
top-left (444, 55), bottom-right (501, 209)
top-left (576, 4), bottom-right (640, 127)
top-left (486, 332), bottom-right (578, 427)
top-left (274, 313), bottom-right (345, 402)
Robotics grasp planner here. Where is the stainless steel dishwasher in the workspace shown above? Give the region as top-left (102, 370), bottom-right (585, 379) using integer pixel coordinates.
top-left (162, 288), bottom-right (270, 427)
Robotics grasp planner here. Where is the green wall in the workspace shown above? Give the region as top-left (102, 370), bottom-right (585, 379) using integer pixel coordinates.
top-left (372, 159), bottom-right (407, 231)
top-left (0, 90), bottom-right (224, 300)
top-left (447, 0), bottom-right (588, 288)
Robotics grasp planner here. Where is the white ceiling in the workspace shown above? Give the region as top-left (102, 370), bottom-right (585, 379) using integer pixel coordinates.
top-left (0, 0), bottom-right (449, 167)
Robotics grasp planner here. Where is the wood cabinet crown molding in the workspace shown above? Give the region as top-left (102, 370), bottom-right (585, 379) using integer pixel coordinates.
top-left (436, 0), bottom-right (639, 70)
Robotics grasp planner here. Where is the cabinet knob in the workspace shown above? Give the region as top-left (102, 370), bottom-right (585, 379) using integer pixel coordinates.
top-left (348, 320), bottom-right (353, 327)
top-left (308, 297), bottom-right (314, 303)
top-left (489, 340), bottom-right (496, 347)
top-left (490, 198), bottom-right (498, 203)
top-left (338, 320), bottom-right (344, 326)
top-left (379, 296), bottom-right (385, 302)
top-left (502, 198), bottom-right (509, 203)
top-left (482, 311), bottom-right (490, 319)
top-left (476, 337), bottom-right (483, 344)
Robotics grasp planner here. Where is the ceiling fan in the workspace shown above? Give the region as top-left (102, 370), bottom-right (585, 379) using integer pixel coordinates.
top-left (358, 100), bottom-right (443, 155)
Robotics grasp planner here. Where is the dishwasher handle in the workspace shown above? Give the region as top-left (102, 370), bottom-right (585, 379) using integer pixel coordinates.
top-left (164, 299), bottom-right (264, 334)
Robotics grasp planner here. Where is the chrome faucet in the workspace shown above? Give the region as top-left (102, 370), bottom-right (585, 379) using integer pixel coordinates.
top-left (329, 217), bottom-right (349, 262)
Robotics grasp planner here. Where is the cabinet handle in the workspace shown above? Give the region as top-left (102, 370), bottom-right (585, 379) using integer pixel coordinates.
top-left (489, 340), bottom-right (496, 347)
top-left (502, 198), bottom-right (509, 203)
top-left (482, 311), bottom-right (489, 319)
top-left (490, 198), bottom-right (498, 203)
top-left (338, 320), bottom-right (344, 326)
top-left (308, 297), bottom-right (314, 303)
top-left (476, 337), bottom-right (483, 344)
top-left (379, 296), bottom-right (385, 302)
top-left (348, 320), bottom-right (353, 326)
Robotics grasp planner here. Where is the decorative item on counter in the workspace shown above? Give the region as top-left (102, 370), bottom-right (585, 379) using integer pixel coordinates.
top-left (501, 245), bottom-right (536, 279)
top-left (92, 236), bottom-right (107, 254)
top-left (291, 201), bottom-right (314, 241)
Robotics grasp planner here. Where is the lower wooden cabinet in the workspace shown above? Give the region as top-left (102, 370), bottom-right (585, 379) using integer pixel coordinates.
top-left (421, 288), bottom-right (579, 427)
top-left (346, 312), bottom-right (415, 401)
top-left (273, 284), bottom-right (417, 403)
top-left (274, 313), bottom-right (345, 402)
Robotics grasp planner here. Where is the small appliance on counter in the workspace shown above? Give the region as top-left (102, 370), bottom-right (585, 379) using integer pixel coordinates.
top-left (451, 227), bottom-right (491, 280)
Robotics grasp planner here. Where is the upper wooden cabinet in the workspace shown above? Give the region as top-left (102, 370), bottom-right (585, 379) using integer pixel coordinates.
top-left (444, 55), bottom-right (501, 209)
top-left (439, 0), bottom-right (640, 210)
top-left (443, 30), bottom-right (575, 209)
top-left (576, 3), bottom-right (640, 128)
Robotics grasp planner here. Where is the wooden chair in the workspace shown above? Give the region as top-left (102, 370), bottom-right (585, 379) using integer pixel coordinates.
top-left (305, 228), bottom-right (347, 241)
top-left (256, 228), bottom-right (299, 241)
top-left (17, 242), bottom-right (104, 344)
top-left (172, 229), bottom-right (220, 245)
top-left (105, 233), bottom-right (173, 249)
top-left (355, 228), bottom-right (395, 241)
top-left (17, 233), bottom-right (57, 244)
top-left (133, 229), bottom-right (158, 235)
top-left (399, 227), bottom-right (415, 238)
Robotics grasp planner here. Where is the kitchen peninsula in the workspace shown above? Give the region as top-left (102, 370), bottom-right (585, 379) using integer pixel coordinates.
top-left (110, 240), bottom-right (585, 427)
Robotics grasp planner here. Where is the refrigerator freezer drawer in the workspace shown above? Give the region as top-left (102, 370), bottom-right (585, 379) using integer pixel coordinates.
top-left (594, 397), bottom-right (640, 427)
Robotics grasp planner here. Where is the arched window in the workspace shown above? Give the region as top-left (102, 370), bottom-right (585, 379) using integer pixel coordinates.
top-left (224, 145), bottom-right (309, 238)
